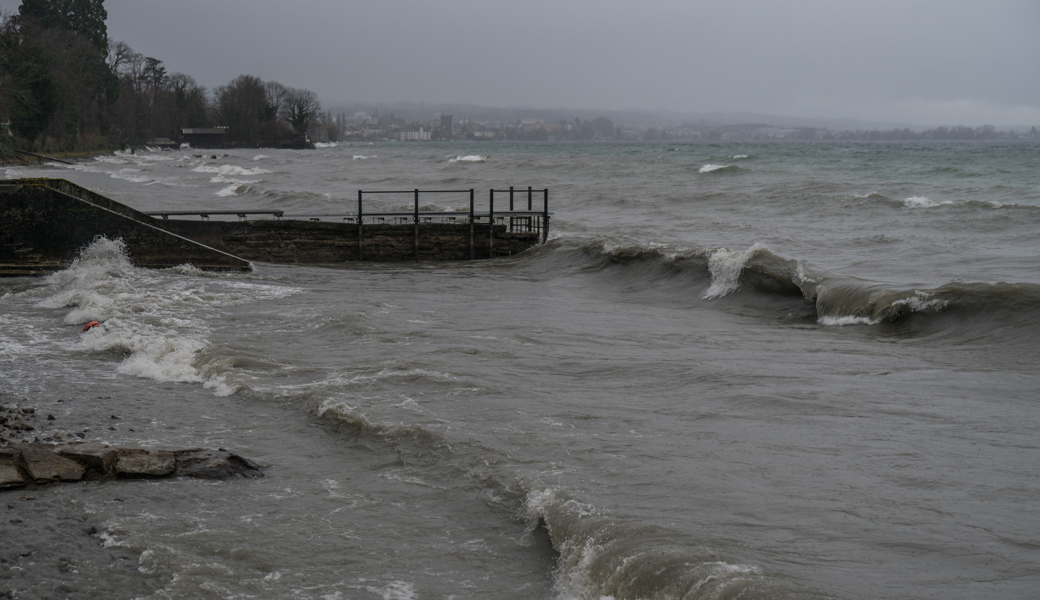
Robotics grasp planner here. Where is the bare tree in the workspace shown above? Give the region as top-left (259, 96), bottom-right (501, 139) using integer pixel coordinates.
top-left (281, 87), bottom-right (320, 135)
top-left (263, 80), bottom-right (288, 122)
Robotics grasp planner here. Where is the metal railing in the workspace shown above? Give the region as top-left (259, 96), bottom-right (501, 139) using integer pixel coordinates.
top-left (355, 188), bottom-right (549, 260)
top-left (144, 187), bottom-right (551, 260)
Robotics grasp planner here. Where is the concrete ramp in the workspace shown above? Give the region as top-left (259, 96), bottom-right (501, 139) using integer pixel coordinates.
top-left (0, 179), bottom-right (251, 276)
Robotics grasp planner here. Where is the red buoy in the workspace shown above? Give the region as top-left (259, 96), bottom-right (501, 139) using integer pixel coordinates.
top-left (83, 321), bottom-right (100, 331)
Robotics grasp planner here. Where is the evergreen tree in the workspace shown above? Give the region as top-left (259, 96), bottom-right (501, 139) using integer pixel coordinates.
top-left (18, 0), bottom-right (108, 50)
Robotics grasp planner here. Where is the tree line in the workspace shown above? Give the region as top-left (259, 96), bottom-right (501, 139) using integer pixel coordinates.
top-left (0, 0), bottom-right (325, 153)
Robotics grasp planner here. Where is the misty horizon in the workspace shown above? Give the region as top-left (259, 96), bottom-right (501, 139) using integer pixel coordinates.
top-left (1, 0), bottom-right (1037, 128)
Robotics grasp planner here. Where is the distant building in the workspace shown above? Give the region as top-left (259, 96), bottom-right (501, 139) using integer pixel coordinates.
top-left (440, 114), bottom-right (453, 140)
top-left (399, 128), bottom-right (431, 141)
top-left (182, 128), bottom-right (227, 149)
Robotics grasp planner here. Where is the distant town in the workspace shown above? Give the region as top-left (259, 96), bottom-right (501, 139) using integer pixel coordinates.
top-left (328, 109), bottom-right (1040, 143)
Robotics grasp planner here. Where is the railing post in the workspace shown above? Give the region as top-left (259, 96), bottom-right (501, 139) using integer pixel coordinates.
top-left (489, 189), bottom-right (494, 258)
top-left (543, 189), bottom-right (549, 243)
top-left (509, 186), bottom-right (514, 232)
top-left (528, 186), bottom-right (534, 232)
top-left (357, 189), bottom-right (364, 261)
top-left (469, 189), bottom-right (475, 260)
top-left (414, 188), bottom-right (420, 261)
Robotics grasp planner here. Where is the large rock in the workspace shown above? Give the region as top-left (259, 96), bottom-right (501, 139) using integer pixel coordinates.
top-left (15, 444), bottom-right (85, 482)
top-left (0, 463), bottom-right (25, 488)
top-left (114, 449), bottom-right (175, 478)
top-left (174, 449), bottom-right (263, 479)
top-left (58, 443), bottom-right (117, 474)
top-left (0, 446), bottom-right (19, 465)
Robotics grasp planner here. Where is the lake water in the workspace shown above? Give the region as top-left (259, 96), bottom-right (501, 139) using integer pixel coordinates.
top-left (2, 140), bottom-right (1039, 600)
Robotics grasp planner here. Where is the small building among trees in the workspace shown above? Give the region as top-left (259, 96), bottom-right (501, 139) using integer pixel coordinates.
top-left (181, 128), bottom-right (227, 149)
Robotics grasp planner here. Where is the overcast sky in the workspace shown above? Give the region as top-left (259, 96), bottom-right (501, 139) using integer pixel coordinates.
top-left (3, 0), bottom-right (1038, 126)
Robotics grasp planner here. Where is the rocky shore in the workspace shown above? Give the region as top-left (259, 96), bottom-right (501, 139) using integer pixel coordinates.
top-left (0, 403), bottom-right (263, 491)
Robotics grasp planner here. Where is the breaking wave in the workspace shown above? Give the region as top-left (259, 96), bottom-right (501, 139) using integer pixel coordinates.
top-left (524, 238), bottom-right (1040, 340)
top-left (903, 195), bottom-right (953, 209)
top-left (698, 164), bottom-right (743, 174)
top-left (448, 155), bottom-right (488, 163)
top-left (528, 488), bottom-right (828, 600)
top-left (311, 391), bottom-right (832, 600)
top-left (35, 237), bottom-right (301, 395)
top-left (192, 164), bottom-right (270, 177)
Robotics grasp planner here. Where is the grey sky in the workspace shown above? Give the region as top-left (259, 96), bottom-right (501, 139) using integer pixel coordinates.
top-left (3, 0), bottom-right (1038, 126)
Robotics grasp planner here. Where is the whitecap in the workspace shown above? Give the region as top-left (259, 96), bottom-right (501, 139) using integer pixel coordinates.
top-left (448, 155), bottom-right (487, 163)
top-left (192, 164), bottom-right (270, 176)
top-left (732, 154), bottom-right (749, 159)
top-left (699, 163), bottom-right (728, 173)
top-left (216, 185), bottom-right (245, 197)
top-left (818, 315), bottom-right (880, 326)
top-left (892, 290), bottom-right (948, 312)
top-left (210, 175), bottom-right (259, 185)
top-left (703, 242), bottom-right (769, 299)
top-left (352, 155), bottom-right (376, 160)
top-left (903, 196), bottom-right (953, 209)
top-left (36, 237), bottom-right (301, 393)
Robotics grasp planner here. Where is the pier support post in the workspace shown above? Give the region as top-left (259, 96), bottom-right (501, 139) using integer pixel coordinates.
top-left (414, 188), bottom-right (419, 261)
top-left (357, 190), bottom-right (364, 261)
top-left (543, 189), bottom-right (549, 243)
top-left (469, 189), bottom-right (474, 260)
top-left (489, 189), bottom-right (494, 258)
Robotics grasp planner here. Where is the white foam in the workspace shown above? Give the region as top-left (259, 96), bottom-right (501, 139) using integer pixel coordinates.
top-left (448, 155), bottom-right (487, 163)
top-left (216, 184), bottom-right (246, 197)
top-left (818, 315), bottom-right (880, 326)
top-left (192, 164), bottom-right (270, 176)
top-left (795, 262), bottom-right (822, 285)
top-left (252, 154), bottom-right (268, 161)
top-left (732, 154), bottom-right (749, 159)
top-left (209, 173), bottom-right (259, 184)
top-left (699, 163), bottom-right (728, 173)
top-left (352, 155), bottom-right (376, 160)
top-left (368, 581), bottom-right (417, 600)
top-left (892, 290), bottom-right (948, 313)
top-left (703, 242), bottom-right (768, 299)
top-left (36, 237), bottom-right (301, 393)
top-left (314, 142), bottom-right (338, 148)
top-left (903, 195), bottom-right (953, 209)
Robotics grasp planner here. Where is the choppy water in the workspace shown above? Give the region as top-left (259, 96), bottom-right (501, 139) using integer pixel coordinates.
top-left (2, 140), bottom-right (1039, 600)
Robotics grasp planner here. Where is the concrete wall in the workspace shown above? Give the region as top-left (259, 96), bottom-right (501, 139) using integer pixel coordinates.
top-left (159, 219), bottom-right (541, 263)
top-left (0, 181), bottom-right (251, 275)
top-left (0, 178), bottom-right (544, 275)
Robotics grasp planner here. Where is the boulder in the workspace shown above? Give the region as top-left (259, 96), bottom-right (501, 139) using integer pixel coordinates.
top-left (0, 463), bottom-right (25, 488)
top-left (174, 449), bottom-right (263, 479)
top-left (114, 449), bottom-right (175, 478)
top-left (16, 444), bottom-right (85, 482)
top-left (0, 446), bottom-right (19, 465)
top-left (58, 443), bottom-right (117, 474)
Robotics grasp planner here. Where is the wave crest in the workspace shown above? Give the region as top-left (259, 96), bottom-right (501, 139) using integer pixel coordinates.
top-left (527, 488), bottom-right (822, 600)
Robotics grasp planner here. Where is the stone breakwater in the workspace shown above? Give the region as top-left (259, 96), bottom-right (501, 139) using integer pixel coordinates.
top-left (1, 403), bottom-right (263, 490)
top-left (0, 443), bottom-right (262, 490)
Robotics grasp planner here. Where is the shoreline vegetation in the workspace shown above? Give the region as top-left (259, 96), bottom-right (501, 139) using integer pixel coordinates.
top-left (1, 1), bottom-right (325, 158)
top-left (4, 3), bottom-right (1036, 160)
